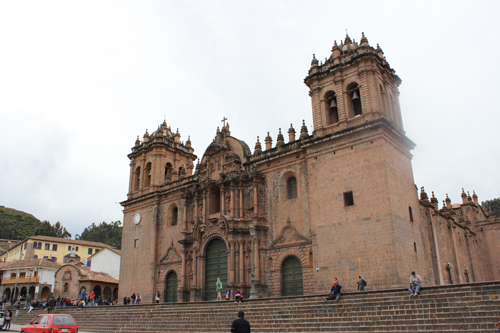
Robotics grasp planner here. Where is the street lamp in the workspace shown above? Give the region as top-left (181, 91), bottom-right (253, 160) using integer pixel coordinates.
top-left (249, 225), bottom-right (257, 299)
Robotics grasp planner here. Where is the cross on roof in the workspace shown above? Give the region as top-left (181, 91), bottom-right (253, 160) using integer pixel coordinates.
top-left (221, 117), bottom-right (228, 127)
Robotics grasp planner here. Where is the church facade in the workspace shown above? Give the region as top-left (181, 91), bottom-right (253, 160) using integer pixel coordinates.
top-left (118, 33), bottom-right (500, 303)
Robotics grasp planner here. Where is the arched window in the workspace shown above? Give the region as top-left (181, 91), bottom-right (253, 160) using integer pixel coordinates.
top-left (287, 177), bottom-right (298, 199)
top-left (171, 206), bottom-right (178, 226)
top-left (133, 167), bottom-right (141, 191)
top-left (325, 91), bottom-right (338, 125)
top-left (145, 162), bottom-right (152, 187)
top-left (64, 283), bottom-right (69, 292)
top-left (209, 186), bottom-right (221, 214)
top-left (178, 166), bottom-right (185, 178)
top-left (347, 82), bottom-right (362, 117)
top-left (34, 255), bottom-right (38, 259)
top-left (165, 163), bottom-right (173, 181)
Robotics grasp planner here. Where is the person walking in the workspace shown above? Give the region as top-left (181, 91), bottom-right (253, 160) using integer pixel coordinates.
top-left (136, 293), bottom-right (141, 304)
top-left (325, 279), bottom-right (346, 302)
top-left (89, 291), bottom-right (95, 306)
top-left (131, 293), bottom-right (136, 304)
top-left (216, 277), bottom-right (223, 301)
top-left (155, 291), bottom-right (160, 303)
top-left (357, 276), bottom-right (366, 291)
top-left (15, 299), bottom-right (20, 317)
top-left (49, 297), bottom-right (56, 313)
top-left (408, 271), bottom-right (423, 296)
top-left (230, 311), bottom-right (250, 333)
top-left (4, 309), bottom-right (12, 330)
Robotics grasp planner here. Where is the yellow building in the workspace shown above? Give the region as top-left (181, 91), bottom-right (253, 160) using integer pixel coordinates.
top-left (0, 236), bottom-right (115, 265)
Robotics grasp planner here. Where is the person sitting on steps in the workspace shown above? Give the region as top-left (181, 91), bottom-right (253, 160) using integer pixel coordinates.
top-left (325, 279), bottom-right (346, 302)
top-left (234, 288), bottom-right (243, 303)
top-left (408, 271), bottom-right (423, 296)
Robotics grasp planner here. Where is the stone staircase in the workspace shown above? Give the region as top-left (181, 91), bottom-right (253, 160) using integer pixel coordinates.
top-left (12, 281), bottom-right (500, 332)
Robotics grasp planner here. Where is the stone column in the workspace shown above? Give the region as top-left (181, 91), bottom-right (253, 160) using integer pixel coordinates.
top-left (239, 241), bottom-right (245, 284)
top-left (183, 201), bottom-right (188, 229)
top-left (254, 238), bottom-right (259, 281)
top-left (253, 184), bottom-right (258, 215)
top-left (229, 241), bottom-right (235, 285)
top-left (230, 188), bottom-right (235, 218)
top-left (451, 225), bottom-right (463, 284)
top-left (195, 197), bottom-right (198, 221)
top-left (192, 251), bottom-right (197, 288)
top-left (203, 193), bottom-right (207, 223)
top-left (239, 188), bottom-right (243, 218)
top-left (180, 250), bottom-right (186, 289)
top-left (221, 188), bottom-right (225, 214)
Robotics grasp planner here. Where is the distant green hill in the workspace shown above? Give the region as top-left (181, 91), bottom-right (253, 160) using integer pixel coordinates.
top-left (0, 206), bottom-right (72, 240)
top-left (0, 206), bottom-right (43, 240)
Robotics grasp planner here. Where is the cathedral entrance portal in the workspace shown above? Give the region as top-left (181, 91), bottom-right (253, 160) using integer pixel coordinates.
top-left (165, 271), bottom-right (178, 303)
top-left (282, 256), bottom-right (303, 296)
top-left (204, 238), bottom-right (227, 301)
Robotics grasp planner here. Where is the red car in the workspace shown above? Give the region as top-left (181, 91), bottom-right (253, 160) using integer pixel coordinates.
top-left (21, 314), bottom-right (78, 333)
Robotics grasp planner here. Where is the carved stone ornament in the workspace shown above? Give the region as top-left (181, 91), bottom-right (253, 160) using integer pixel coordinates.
top-left (270, 223), bottom-right (312, 249)
top-left (63, 270), bottom-right (72, 280)
top-left (160, 247), bottom-right (182, 264)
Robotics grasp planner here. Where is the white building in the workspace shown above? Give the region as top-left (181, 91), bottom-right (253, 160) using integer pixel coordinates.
top-left (0, 259), bottom-right (61, 300)
top-left (88, 248), bottom-right (121, 280)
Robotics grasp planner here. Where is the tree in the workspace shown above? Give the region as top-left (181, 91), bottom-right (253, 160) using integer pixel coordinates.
top-left (76, 221), bottom-right (122, 249)
top-left (482, 198), bottom-right (500, 218)
top-left (35, 221), bottom-right (72, 238)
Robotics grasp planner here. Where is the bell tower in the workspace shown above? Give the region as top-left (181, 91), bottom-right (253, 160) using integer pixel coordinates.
top-left (304, 33), bottom-right (404, 137)
top-left (127, 120), bottom-right (196, 200)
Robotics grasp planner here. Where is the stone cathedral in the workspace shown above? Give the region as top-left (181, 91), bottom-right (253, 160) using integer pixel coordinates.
top-left (119, 33), bottom-right (500, 303)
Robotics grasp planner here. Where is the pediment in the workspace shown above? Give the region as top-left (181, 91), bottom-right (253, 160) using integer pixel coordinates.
top-left (270, 222), bottom-right (311, 249)
top-left (160, 247), bottom-right (182, 264)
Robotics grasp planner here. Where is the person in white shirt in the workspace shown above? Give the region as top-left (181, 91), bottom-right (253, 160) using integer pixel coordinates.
top-left (408, 271), bottom-right (422, 296)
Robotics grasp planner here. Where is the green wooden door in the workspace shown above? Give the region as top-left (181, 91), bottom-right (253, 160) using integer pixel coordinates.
top-left (204, 238), bottom-right (227, 301)
top-left (282, 256), bottom-right (303, 296)
top-left (165, 271), bottom-right (178, 303)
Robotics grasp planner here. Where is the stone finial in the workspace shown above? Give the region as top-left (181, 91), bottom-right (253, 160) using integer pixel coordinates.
top-left (135, 135), bottom-right (141, 147)
top-left (254, 136), bottom-right (262, 155)
top-left (331, 40), bottom-right (341, 59)
top-left (360, 32), bottom-right (369, 46)
top-left (344, 34), bottom-right (352, 45)
top-left (265, 132), bottom-right (273, 151)
top-left (186, 135), bottom-right (192, 148)
top-left (431, 191), bottom-right (438, 209)
top-left (288, 123), bottom-right (296, 142)
top-left (420, 186), bottom-right (429, 201)
top-left (467, 191), bottom-right (472, 202)
top-left (461, 188), bottom-right (467, 204)
top-left (143, 129), bottom-right (150, 142)
top-left (173, 128), bottom-right (181, 143)
top-left (299, 120), bottom-right (309, 140)
top-left (276, 128), bottom-right (285, 147)
top-left (472, 190), bottom-right (478, 204)
top-left (217, 126), bottom-right (220, 133)
top-left (376, 43), bottom-right (384, 57)
top-left (445, 193), bottom-right (452, 209)
top-left (311, 54), bottom-right (318, 67)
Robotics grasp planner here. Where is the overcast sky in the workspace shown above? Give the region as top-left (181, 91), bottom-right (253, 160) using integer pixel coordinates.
top-left (1, 1), bottom-right (499, 237)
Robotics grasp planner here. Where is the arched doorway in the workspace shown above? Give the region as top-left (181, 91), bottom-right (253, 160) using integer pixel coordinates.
top-left (282, 256), bottom-right (303, 296)
top-left (103, 286), bottom-right (111, 299)
top-left (29, 286), bottom-right (35, 298)
top-left (204, 238), bottom-right (227, 301)
top-left (4, 287), bottom-right (11, 301)
top-left (93, 285), bottom-right (101, 299)
top-left (113, 288), bottom-right (118, 300)
top-left (41, 286), bottom-right (50, 299)
top-left (164, 271), bottom-right (178, 303)
top-left (20, 286), bottom-right (27, 298)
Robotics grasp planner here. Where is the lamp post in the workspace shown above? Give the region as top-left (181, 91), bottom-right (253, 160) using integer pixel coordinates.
top-left (27, 269), bottom-right (33, 308)
top-left (249, 225), bottom-right (257, 299)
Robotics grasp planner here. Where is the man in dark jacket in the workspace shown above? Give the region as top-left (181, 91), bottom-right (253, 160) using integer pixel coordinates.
top-left (231, 311), bottom-right (250, 333)
top-left (325, 280), bottom-right (347, 302)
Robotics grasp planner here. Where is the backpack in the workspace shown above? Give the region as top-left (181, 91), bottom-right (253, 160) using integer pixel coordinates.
top-left (363, 280), bottom-right (367, 286)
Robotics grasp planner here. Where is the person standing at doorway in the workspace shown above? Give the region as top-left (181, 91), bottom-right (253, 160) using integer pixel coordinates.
top-left (155, 291), bottom-right (160, 303)
top-left (216, 277), bottom-right (223, 301)
top-left (230, 311), bottom-right (250, 333)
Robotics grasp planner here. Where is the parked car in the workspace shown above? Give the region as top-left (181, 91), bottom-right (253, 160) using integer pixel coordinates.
top-left (21, 313), bottom-right (78, 333)
top-left (0, 312), bottom-right (4, 330)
